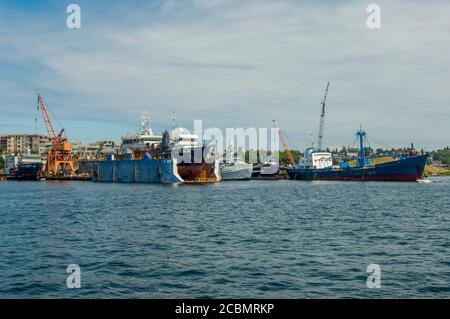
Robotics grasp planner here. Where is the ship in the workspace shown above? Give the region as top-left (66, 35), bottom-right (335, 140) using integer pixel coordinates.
top-left (287, 128), bottom-right (427, 182)
top-left (93, 130), bottom-right (183, 184)
top-left (120, 113), bottom-right (163, 154)
top-left (251, 156), bottom-right (280, 179)
top-left (93, 126), bottom-right (220, 184)
top-left (170, 128), bottom-right (221, 183)
top-left (220, 144), bottom-right (253, 180)
top-left (13, 162), bottom-right (45, 181)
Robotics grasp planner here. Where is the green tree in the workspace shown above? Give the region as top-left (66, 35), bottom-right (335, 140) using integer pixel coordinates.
top-left (0, 156), bottom-right (4, 170)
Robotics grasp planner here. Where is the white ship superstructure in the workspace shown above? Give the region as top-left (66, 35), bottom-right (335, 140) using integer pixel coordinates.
top-left (120, 114), bottom-right (162, 154)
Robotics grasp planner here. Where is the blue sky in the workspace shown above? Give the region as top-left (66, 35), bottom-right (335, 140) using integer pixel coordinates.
top-left (0, 0), bottom-right (449, 150)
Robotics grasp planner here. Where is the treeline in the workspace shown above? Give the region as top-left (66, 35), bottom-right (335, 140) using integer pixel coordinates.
top-left (431, 148), bottom-right (450, 166)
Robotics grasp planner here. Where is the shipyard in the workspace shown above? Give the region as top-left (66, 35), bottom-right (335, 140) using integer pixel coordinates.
top-left (1, 0), bottom-right (449, 310)
top-left (0, 85), bottom-right (448, 184)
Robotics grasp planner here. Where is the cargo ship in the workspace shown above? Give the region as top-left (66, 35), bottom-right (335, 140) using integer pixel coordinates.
top-left (287, 128), bottom-right (427, 182)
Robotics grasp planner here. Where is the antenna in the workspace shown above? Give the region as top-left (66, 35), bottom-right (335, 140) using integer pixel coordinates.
top-left (309, 132), bottom-right (315, 149)
top-left (171, 111), bottom-right (176, 131)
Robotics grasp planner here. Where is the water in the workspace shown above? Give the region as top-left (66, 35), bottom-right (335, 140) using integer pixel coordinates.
top-left (0, 178), bottom-right (449, 298)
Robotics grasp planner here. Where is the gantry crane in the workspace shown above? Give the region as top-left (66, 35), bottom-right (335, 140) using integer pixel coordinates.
top-left (273, 119), bottom-right (296, 166)
top-left (317, 82), bottom-right (330, 151)
top-left (36, 88), bottom-right (74, 176)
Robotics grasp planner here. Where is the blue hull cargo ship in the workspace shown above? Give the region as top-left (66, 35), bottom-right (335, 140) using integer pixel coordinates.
top-left (287, 129), bottom-right (427, 182)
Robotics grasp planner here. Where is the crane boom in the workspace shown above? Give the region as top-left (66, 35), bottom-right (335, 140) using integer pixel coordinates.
top-left (273, 119), bottom-right (296, 166)
top-left (317, 82), bottom-right (330, 151)
top-left (36, 88), bottom-right (57, 139)
top-left (35, 88), bottom-right (74, 176)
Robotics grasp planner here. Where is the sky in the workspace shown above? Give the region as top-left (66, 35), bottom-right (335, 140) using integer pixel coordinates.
top-left (0, 0), bottom-right (449, 150)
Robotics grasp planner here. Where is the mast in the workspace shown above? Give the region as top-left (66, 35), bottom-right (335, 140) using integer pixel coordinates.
top-left (357, 126), bottom-right (367, 167)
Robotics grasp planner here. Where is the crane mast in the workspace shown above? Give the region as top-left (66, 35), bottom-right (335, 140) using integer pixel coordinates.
top-left (273, 119), bottom-right (296, 166)
top-left (317, 82), bottom-right (330, 151)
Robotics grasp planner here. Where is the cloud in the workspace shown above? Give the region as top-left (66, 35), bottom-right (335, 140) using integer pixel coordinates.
top-left (0, 0), bottom-right (449, 148)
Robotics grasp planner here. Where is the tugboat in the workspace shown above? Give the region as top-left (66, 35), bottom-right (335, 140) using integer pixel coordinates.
top-left (287, 128), bottom-right (427, 181)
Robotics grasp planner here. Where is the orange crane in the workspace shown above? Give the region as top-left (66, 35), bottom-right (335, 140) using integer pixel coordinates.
top-left (273, 119), bottom-right (296, 166)
top-left (36, 88), bottom-right (74, 176)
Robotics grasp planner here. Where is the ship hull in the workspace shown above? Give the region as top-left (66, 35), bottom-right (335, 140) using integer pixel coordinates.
top-left (12, 163), bottom-right (44, 181)
top-left (92, 157), bottom-right (183, 184)
top-left (220, 164), bottom-right (253, 180)
top-left (287, 155), bottom-right (427, 182)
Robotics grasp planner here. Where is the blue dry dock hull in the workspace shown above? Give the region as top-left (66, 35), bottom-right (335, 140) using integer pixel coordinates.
top-left (287, 155), bottom-right (427, 181)
top-left (92, 158), bottom-right (183, 184)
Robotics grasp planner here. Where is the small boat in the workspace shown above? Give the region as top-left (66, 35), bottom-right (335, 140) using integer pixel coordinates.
top-left (219, 143), bottom-right (252, 180)
top-left (417, 178), bottom-right (432, 184)
top-left (220, 159), bottom-right (253, 180)
top-left (252, 156), bottom-right (280, 179)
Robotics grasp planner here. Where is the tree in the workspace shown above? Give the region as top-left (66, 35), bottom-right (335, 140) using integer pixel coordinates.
top-left (0, 156), bottom-right (4, 170)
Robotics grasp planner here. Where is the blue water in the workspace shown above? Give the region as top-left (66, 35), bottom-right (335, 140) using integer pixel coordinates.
top-left (0, 178), bottom-right (449, 298)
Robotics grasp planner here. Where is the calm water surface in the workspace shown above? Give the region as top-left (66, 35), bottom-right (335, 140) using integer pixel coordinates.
top-left (0, 178), bottom-right (449, 298)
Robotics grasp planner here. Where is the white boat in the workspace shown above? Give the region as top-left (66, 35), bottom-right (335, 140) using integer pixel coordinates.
top-left (120, 113), bottom-right (162, 154)
top-left (220, 144), bottom-right (252, 180)
top-left (220, 159), bottom-right (253, 180)
top-left (252, 156), bottom-right (280, 178)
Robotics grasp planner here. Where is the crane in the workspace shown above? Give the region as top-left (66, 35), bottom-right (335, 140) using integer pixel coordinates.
top-left (36, 88), bottom-right (74, 176)
top-left (273, 119), bottom-right (296, 166)
top-left (317, 82), bottom-right (330, 151)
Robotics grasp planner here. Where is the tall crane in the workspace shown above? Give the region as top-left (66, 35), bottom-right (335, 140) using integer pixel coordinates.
top-left (317, 82), bottom-right (330, 151)
top-left (273, 119), bottom-right (296, 166)
top-left (36, 88), bottom-right (74, 176)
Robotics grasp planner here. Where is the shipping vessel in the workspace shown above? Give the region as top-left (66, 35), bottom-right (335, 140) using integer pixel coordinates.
top-left (287, 128), bottom-right (427, 181)
top-left (170, 128), bottom-right (220, 183)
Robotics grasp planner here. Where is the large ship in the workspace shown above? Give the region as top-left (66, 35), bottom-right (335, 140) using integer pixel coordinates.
top-left (170, 128), bottom-right (221, 183)
top-left (287, 128), bottom-right (427, 181)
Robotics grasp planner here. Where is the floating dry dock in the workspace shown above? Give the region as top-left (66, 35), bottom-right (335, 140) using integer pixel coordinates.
top-left (92, 154), bottom-right (183, 184)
